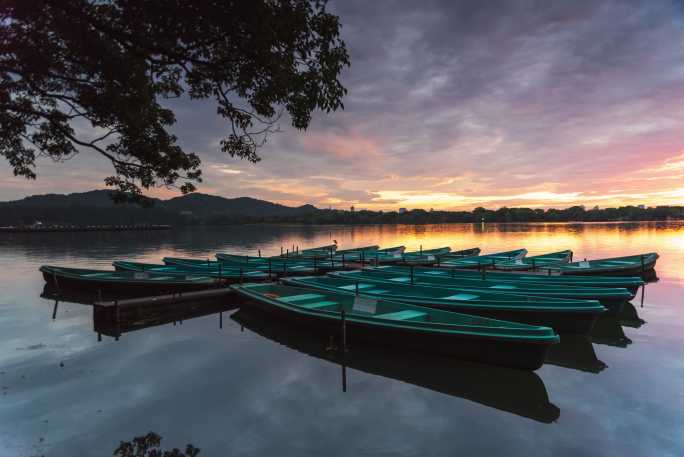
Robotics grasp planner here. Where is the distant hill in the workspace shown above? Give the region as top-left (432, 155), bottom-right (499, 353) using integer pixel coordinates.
top-left (0, 190), bottom-right (321, 226)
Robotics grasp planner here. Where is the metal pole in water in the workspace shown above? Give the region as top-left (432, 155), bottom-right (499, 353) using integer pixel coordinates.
top-left (641, 284), bottom-right (645, 307)
top-left (52, 300), bottom-right (59, 320)
top-left (268, 259), bottom-right (272, 279)
top-left (219, 311), bottom-right (223, 329)
top-left (355, 281), bottom-right (359, 296)
top-left (341, 308), bottom-right (347, 352)
top-left (341, 362), bottom-right (347, 393)
top-left (258, 249), bottom-right (261, 258)
top-left (410, 265), bottom-right (414, 285)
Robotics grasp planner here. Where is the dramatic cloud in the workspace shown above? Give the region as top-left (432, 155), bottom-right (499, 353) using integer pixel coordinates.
top-left (3, 0), bottom-right (684, 209)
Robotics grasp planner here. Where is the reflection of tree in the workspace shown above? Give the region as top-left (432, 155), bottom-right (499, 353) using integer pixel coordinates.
top-left (115, 432), bottom-right (199, 457)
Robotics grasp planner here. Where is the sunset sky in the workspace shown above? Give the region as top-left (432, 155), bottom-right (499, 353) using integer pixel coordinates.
top-left (3, 0), bottom-right (684, 210)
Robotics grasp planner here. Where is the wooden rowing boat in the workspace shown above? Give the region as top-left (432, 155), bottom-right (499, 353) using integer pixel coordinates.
top-left (232, 283), bottom-right (558, 370)
top-left (555, 253), bottom-right (659, 276)
top-left (494, 250), bottom-right (573, 271)
top-left (39, 265), bottom-right (233, 294)
top-left (231, 308), bottom-right (560, 421)
top-left (331, 269), bottom-right (632, 309)
top-left (438, 249), bottom-right (528, 269)
top-left (366, 265), bottom-right (644, 293)
top-left (164, 256), bottom-right (317, 275)
top-left (112, 260), bottom-right (267, 279)
top-left (281, 275), bottom-right (605, 334)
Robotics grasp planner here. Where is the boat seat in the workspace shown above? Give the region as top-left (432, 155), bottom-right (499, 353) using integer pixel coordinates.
top-left (375, 310), bottom-right (427, 321)
top-left (299, 300), bottom-right (338, 310)
top-left (279, 293), bottom-right (326, 303)
top-left (442, 293), bottom-right (479, 301)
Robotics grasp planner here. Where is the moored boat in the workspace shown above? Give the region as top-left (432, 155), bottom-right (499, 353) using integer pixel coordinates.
top-left (231, 308), bottom-right (560, 422)
top-left (555, 253), bottom-right (659, 277)
top-left (366, 265), bottom-right (645, 293)
top-left (281, 275), bottom-right (605, 334)
top-left (495, 250), bottom-right (573, 271)
top-left (438, 249), bottom-right (528, 269)
top-left (232, 282), bottom-right (559, 370)
top-left (332, 269), bottom-right (633, 308)
top-left (112, 260), bottom-right (268, 279)
top-left (39, 265), bottom-right (235, 294)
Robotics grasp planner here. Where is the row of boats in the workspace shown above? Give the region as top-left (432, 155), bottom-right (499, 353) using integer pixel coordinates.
top-left (39, 244), bottom-right (659, 371)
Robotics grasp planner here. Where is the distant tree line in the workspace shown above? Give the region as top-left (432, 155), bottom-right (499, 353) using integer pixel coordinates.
top-left (2, 203), bottom-right (684, 227)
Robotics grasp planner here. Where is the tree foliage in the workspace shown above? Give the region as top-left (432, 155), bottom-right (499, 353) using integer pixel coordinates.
top-left (114, 432), bottom-right (199, 457)
top-left (0, 0), bottom-right (349, 203)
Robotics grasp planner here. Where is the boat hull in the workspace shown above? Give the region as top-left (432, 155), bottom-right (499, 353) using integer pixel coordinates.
top-left (234, 295), bottom-right (553, 371)
top-left (41, 270), bottom-right (229, 295)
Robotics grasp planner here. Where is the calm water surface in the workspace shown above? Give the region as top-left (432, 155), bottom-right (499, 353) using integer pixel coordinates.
top-left (1, 222), bottom-right (683, 456)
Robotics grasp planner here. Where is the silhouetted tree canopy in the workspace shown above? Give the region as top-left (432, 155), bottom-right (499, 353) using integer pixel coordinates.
top-left (0, 0), bottom-right (349, 203)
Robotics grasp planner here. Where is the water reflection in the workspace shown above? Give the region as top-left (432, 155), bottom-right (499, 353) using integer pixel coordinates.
top-left (590, 316), bottom-right (632, 348)
top-left (231, 308), bottom-right (560, 424)
top-left (545, 335), bottom-right (607, 373)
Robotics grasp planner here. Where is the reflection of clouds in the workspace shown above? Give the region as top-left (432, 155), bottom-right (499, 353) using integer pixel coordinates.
top-left (2, 223), bottom-right (684, 455)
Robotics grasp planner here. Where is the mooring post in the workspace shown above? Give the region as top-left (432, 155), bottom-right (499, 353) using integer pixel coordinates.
top-left (641, 284), bottom-right (645, 307)
top-left (342, 253), bottom-right (345, 268)
top-left (268, 259), bottom-right (272, 279)
top-left (548, 268), bottom-right (552, 276)
top-left (341, 362), bottom-right (347, 393)
top-left (258, 249), bottom-right (261, 258)
top-left (640, 255), bottom-right (645, 275)
top-left (410, 265), bottom-right (414, 285)
top-left (239, 268), bottom-right (243, 284)
top-left (219, 311), bottom-right (223, 329)
top-left (281, 246), bottom-right (283, 256)
top-left (341, 308), bottom-right (347, 353)
top-left (52, 300), bottom-right (59, 320)
top-left (97, 333), bottom-right (102, 342)
top-left (355, 281), bottom-right (359, 296)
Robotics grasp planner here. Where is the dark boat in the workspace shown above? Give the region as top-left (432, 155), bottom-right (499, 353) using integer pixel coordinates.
top-left (556, 253), bottom-right (659, 277)
top-left (232, 283), bottom-right (559, 370)
top-left (368, 265), bottom-right (645, 293)
top-left (282, 275), bottom-right (605, 335)
top-left (94, 298), bottom-right (237, 339)
top-left (332, 269), bottom-right (633, 308)
top-left (40, 265), bottom-right (232, 294)
top-left (231, 308), bottom-right (560, 423)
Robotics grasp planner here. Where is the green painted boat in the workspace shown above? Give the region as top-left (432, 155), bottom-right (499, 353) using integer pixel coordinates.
top-left (439, 249), bottom-right (528, 269)
top-left (332, 269), bottom-right (632, 308)
top-left (366, 246), bottom-right (463, 266)
top-left (113, 260), bottom-right (268, 280)
top-left (232, 282), bottom-right (559, 370)
top-left (495, 250), bottom-right (573, 271)
top-left (165, 256), bottom-right (317, 275)
top-left (398, 246), bottom-right (453, 266)
top-left (555, 253), bottom-right (659, 277)
top-left (367, 265), bottom-right (645, 292)
top-left (281, 275), bottom-right (605, 334)
top-left (40, 265), bottom-right (230, 294)
top-left (231, 308), bottom-right (560, 422)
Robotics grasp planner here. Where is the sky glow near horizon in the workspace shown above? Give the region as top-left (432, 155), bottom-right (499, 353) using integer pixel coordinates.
top-left (3, 0), bottom-right (684, 210)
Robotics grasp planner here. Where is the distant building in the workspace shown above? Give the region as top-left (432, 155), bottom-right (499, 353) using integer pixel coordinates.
top-left (399, 208), bottom-right (407, 214)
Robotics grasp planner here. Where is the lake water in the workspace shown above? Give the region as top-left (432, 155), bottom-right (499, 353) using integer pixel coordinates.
top-left (1, 222), bottom-right (683, 457)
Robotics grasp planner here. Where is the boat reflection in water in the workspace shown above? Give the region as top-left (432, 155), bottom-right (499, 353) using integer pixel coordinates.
top-left (545, 334), bottom-right (607, 373)
top-left (590, 316), bottom-right (632, 348)
top-left (618, 302), bottom-right (646, 329)
top-left (93, 299), bottom-right (237, 339)
top-left (231, 308), bottom-right (560, 424)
